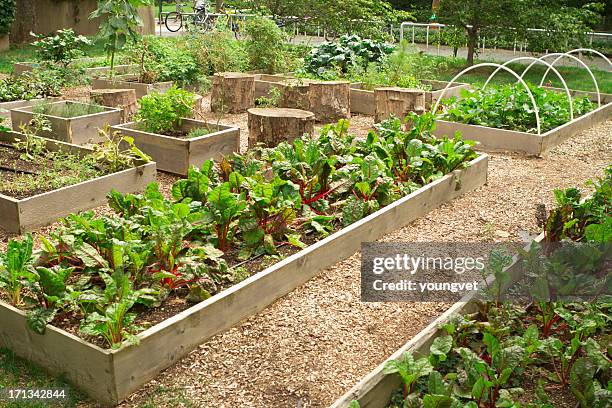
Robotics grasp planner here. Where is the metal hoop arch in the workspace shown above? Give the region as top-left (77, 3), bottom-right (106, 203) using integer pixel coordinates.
top-left (483, 56), bottom-right (573, 121)
top-left (522, 53), bottom-right (601, 107)
top-left (563, 48), bottom-right (612, 68)
top-left (432, 62), bottom-right (542, 135)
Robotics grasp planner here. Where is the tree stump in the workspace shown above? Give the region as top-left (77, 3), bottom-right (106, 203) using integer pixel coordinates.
top-left (308, 81), bottom-right (350, 122)
top-left (374, 87), bottom-right (426, 122)
top-left (211, 72), bottom-right (255, 114)
top-left (89, 89), bottom-right (137, 122)
top-left (278, 79), bottom-right (311, 110)
top-left (248, 108), bottom-right (315, 148)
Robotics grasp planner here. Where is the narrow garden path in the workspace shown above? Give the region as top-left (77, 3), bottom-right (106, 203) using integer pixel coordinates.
top-left (116, 120), bottom-right (611, 407)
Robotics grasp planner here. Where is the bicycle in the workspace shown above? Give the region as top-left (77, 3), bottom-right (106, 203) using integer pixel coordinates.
top-left (164, 2), bottom-right (240, 38)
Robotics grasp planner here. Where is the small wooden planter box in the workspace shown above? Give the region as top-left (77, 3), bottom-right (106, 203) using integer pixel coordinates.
top-left (92, 75), bottom-right (174, 99)
top-left (330, 234), bottom-right (544, 408)
top-left (0, 154), bottom-right (488, 406)
top-left (13, 61), bottom-right (136, 77)
top-left (254, 73), bottom-right (294, 99)
top-left (112, 119), bottom-right (240, 175)
top-left (350, 80), bottom-right (469, 116)
top-left (10, 100), bottom-right (122, 145)
top-left (0, 97), bottom-right (61, 118)
top-left (435, 101), bottom-right (612, 156)
top-left (0, 131), bottom-right (156, 233)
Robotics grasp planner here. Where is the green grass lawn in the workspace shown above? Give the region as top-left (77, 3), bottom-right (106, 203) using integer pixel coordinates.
top-left (432, 56), bottom-right (612, 94)
top-left (0, 348), bottom-right (86, 407)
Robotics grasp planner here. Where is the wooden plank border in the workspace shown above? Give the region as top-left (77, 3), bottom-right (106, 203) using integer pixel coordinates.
top-left (0, 155), bottom-right (487, 406)
top-left (112, 119), bottom-right (240, 175)
top-left (92, 76), bottom-right (174, 99)
top-left (434, 102), bottom-right (612, 156)
top-left (10, 100), bottom-right (123, 145)
top-left (0, 131), bottom-right (156, 233)
top-left (330, 233), bottom-right (545, 408)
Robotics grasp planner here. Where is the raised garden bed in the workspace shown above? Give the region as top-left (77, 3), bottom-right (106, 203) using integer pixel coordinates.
top-left (10, 100), bottom-right (122, 145)
top-left (254, 73), bottom-right (294, 99)
top-left (13, 61), bottom-right (136, 77)
top-left (92, 75), bottom-right (174, 99)
top-left (0, 131), bottom-right (156, 233)
top-left (0, 97), bottom-right (61, 118)
top-left (0, 116), bottom-right (489, 405)
top-left (350, 80), bottom-right (469, 116)
top-left (112, 118), bottom-right (240, 175)
top-left (435, 99), bottom-right (612, 156)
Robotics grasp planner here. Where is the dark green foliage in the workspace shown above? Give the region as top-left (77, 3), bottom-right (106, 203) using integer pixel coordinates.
top-left (304, 34), bottom-right (395, 76)
top-left (441, 83), bottom-right (595, 133)
top-left (0, 0), bottom-right (16, 36)
top-left (244, 16), bottom-right (289, 74)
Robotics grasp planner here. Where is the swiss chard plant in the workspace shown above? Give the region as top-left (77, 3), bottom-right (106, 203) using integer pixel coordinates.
top-left (440, 83), bottom-right (595, 133)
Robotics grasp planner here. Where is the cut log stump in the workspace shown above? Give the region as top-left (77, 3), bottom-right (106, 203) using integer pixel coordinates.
top-left (308, 81), bottom-right (350, 122)
top-left (211, 72), bottom-right (255, 113)
top-left (374, 87), bottom-right (426, 122)
top-left (278, 79), bottom-right (311, 110)
top-left (248, 108), bottom-right (315, 148)
top-left (89, 89), bottom-right (137, 122)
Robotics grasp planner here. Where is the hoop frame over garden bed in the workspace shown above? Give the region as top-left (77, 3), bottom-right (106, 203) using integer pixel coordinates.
top-left (0, 153), bottom-right (488, 406)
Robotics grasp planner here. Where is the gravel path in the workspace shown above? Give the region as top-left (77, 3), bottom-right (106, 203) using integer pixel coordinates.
top-left (116, 121), bottom-right (611, 408)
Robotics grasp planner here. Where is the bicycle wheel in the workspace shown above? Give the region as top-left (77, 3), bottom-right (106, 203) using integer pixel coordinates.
top-left (165, 12), bottom-right (183, 32)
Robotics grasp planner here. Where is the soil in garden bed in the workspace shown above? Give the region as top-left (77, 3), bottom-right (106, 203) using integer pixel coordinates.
top-left (137, 126), bottom-right (213, 140)
top-left (0, 144), bottom-right (55, 199)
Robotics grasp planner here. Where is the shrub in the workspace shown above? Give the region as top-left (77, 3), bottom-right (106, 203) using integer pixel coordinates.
top-left (304, 34), bottom-right (394, 76)
top-left (0, 69), bottom-right (63, 102)
top-left (0, 0), bottom-right (16, 36)
top-left (244, 17), bottom-right (288, 73)
top-left (31, 29), bottom-right (91, 67)
top-left (187, 18), bottom-right (248, 75)
top-left (135, 86), bottom-right (195, 134)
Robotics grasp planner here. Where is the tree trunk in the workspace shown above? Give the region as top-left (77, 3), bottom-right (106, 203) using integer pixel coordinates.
top-left (247, 108), bottom-right (315, 148)
top-left (308, 81), bottom-right (351, 123)
top-left (279, 79), bottom-right (311, 110)
top-left (89, 89), bottom-right (137, 122)
top-left (466, 28), bottom-right (478, 66)
top-left (211, 72), bottom-right (255, 114)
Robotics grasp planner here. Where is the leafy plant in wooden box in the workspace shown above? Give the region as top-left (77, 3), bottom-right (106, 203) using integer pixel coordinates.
top-left (0, 113), bottom-right (480, 349)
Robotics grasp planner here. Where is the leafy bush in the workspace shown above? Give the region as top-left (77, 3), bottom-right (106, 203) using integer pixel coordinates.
top-left (244, 16), bottom-right (289, 73)
top-left (31, 29), bottom-right (91, 67)
top-left (304, 34), bottom-right (395, 76)
top-left (0, 0), bottom-right (16, 36)
top-left (440, 83), bottom-right (595, 133)
top-left (0, 69), bottom-right (63, 102)
top-left (187, 18), bottom-right (248, 75)
top-left (135, 86), bottom-right (195, 134)
top-left (128, 36), bottom-right (200, 86)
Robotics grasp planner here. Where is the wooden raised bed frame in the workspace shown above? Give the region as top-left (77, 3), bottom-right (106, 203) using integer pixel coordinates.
top-left (10, 100), bottom-right (122, 145)
top-left (0, 97), bottom-right (61, 118)
top-left (434, 100), bottom-right (612, 156)
top-left (331, 234), bottom-right (545, 408)
top-left (350, 80), bottom-right (470, 116)
top-left (92, 75), bottom-right (174, 99)
top-left (111, 119), bottom-right (240, 175)
top-left (0, 131), bottom-right (156, 233)
top-left (13, 61), bottom-right (136, 77)
top-left (0, 154), bottom-right (489, 406)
